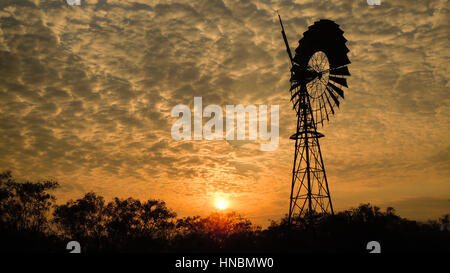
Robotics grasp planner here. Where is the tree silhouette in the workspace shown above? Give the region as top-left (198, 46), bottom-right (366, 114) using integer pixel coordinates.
top-left (0, 171), bottom-right (60, 252)
top-left (0, 171), bottom-right (58, 233)
top-left (0, 171), bottom-right (449, 253)
top-left (439, 214), bottom-right (450, 232)
top-left (53, 193), bottom-right (176, 252)
top-left (173, 212), bottom-right (261, 252)
top-left (53, 192), bottom-right (108, 241)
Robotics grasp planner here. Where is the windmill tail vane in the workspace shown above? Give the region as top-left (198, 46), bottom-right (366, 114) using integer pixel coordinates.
top-left (277, 14), bottom-right (351, 226)
top-left (277, 11), bottom-right (294, 63)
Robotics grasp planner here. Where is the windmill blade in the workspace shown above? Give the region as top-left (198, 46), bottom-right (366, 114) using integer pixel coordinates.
top-left (292, 83), bottom-right (306, 110)
top-left (329, 76), bottom-right (348, 87)
top-left (290, 82), bottom-right (301, 92)
top-left (293, 96), bottom-right (300, 110)
top-left (290, 85), bottom-right (301, 101)
top-left (327, 82), bottom-right (345, 99)
top-left (330, 54), bottom-right (351, 67)
top-left (292, 85), bottom-right (306, 110)
top-left (324, 92), bottom-right (335, 115)
top-left (290, 91), bottom-right (299, 102)
top-left (318, 98), bottom-right (324, 126)
top-left (321, 95), bottom-right (330, 121)
top-left (329, 66), bottom-right (350, 76)
top-left (326, 86), bottom-right (340, 108)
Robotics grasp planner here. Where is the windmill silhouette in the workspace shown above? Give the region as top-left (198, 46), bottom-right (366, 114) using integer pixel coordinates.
top-left (277, 14), bottom-right (351, 226)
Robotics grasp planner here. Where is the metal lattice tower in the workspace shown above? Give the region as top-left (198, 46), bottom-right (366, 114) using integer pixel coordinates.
top-left (288, 86), bottom-right (333, 225)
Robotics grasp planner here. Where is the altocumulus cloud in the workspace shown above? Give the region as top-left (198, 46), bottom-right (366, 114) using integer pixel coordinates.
top-left (0, 0), bottom-right (448, 224)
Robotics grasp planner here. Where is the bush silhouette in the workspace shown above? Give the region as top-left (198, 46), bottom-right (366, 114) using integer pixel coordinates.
top-left (53, 193), bottom-right (176, 252)
top-left (0, 171), bottom-right (60, 252)
top-left (0, 171), bottom-right (449, 253)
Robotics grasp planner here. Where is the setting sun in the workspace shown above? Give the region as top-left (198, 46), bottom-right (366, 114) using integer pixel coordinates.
top-left (216, 199), bottom-right (228, 210)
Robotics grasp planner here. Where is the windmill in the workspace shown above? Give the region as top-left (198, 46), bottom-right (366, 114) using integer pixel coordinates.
top-left (277, 14), bottom-right (351, 226)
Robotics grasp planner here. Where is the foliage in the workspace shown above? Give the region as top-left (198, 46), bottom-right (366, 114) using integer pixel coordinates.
top-left (0, 171), bottom-right (449, 253)
top-left (53, 193), bottom-right (176, 252)
top-left (0, 171), bottom-right (58, 233)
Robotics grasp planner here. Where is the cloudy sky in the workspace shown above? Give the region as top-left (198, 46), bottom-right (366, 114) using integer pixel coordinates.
top-left (0, 0), bottom-right (448, 226)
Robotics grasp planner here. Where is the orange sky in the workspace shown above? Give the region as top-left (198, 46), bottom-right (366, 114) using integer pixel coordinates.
top-left (0, 0), bottom-right (448, 227)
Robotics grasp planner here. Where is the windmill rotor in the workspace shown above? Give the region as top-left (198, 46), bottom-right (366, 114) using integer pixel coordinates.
top-left (289, 19), bottom-right (351, 127)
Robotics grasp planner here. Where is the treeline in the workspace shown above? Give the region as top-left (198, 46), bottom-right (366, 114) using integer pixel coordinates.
top-left (0, 171), bottom-right (449, 253)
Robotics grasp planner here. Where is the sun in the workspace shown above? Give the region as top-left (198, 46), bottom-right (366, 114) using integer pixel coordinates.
top-left (216, 199), bottom-right (228, 210)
